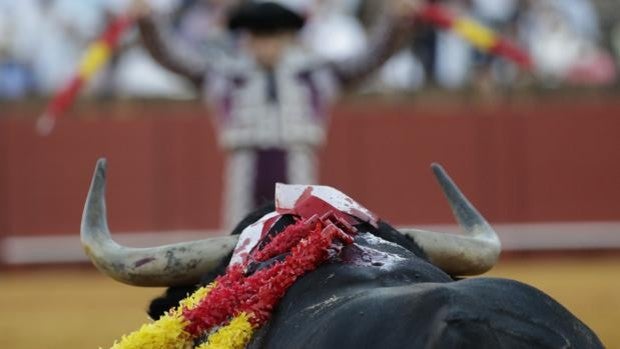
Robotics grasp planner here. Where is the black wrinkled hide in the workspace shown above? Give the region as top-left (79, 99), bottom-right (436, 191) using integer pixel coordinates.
top-left (248, 257), bottom-right (603, 348)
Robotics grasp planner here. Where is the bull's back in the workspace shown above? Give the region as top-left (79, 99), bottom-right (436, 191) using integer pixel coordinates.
top-left (249, 278), bottom-right (603, 348)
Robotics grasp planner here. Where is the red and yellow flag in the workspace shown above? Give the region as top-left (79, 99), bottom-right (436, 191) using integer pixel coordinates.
top-left (36, 16), bottom-right (132, 135)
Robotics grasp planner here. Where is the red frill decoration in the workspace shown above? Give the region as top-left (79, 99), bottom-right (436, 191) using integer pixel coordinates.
top-left (253, 215), bottom-right (319, 262)
top-left (182, 219), bottom-right (355, 335)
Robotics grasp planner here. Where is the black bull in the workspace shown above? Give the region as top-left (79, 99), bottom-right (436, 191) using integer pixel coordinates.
top-left (81, 159), bottom-right (603, 348)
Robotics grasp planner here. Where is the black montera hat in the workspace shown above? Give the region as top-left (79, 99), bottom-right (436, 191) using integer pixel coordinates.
top-left (228, 1), bottom-right (306, 33)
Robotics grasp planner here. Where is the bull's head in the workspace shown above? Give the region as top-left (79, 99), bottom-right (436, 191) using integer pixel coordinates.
top-left (81, 158), bottom-right (500, 287)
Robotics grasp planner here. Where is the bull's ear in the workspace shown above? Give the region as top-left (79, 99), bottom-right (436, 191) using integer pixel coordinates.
top-left (81, 158), bottom-right (239, 287)
top-left (399, 163), bottom-right (500, 276)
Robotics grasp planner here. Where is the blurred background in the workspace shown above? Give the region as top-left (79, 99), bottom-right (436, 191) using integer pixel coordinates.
top-left (1, 0), bottom-right (620, 348)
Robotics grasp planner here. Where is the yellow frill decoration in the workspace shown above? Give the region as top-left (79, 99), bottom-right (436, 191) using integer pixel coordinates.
top-left (110, 313), bottom-right (191, 349)
top-left (179, 285), bottom-right (214, 310)
top-left (108, 284), bottom-right (216, 349)
top-left (196, 313), bottom-right (255, 349)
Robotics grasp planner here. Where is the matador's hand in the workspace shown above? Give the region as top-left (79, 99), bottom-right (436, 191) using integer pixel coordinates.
top-left (389, 0), bottom-right (425, 19)
top-left (128, 0), bottom-right (152, 19)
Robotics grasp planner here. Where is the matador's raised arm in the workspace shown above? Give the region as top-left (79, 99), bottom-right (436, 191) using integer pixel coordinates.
top-left (329, 0), bottom-right (417, 90)
top-left (137, 16), bottom-right (209, 87)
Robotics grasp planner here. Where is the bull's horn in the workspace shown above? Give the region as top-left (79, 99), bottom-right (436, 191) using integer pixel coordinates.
top-left (81, 158), bottom-right (239, 287)
top-left (400, 163), bottom-right (501, 276)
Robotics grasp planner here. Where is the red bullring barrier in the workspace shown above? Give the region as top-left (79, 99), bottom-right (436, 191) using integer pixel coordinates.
top-left (1, 96), bottom-right (620, 263)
